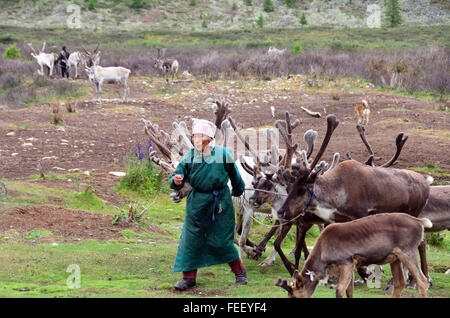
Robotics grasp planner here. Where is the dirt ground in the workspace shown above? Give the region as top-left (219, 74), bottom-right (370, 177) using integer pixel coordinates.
top-left (0, 76), bottom-right (449, 241)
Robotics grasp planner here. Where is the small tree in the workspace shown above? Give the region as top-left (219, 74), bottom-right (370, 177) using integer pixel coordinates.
top-left (232, 2), bottom-right (237, 10)
top-left (3, 44), bottom-right (21, 59)
top-left (285, 0), bottom-right (294, 8)
top-left (291, 42), bottom-right (303, 55)
top-left (202, 20), bottom-right (208, 28)
top-left (256, 14), bottom-right (264, 28)
top-left (384, 0), bottom-right (402, 27)
top-left (299, 13), bottom-right (307, 25)
top-left (190, 0), bottom-right (197, 6)
top-left (88, 0), bottom-right (97, 11)
top-left (245, 0), bottom-right (252, 6)
top-left (263, 0), bottom-right (274, 12)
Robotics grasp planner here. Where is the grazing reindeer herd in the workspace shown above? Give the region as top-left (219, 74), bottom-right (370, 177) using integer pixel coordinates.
top-left (141, 100), bottom-right (449, 298)
top-left (27, 42), bottom-right (179, 102)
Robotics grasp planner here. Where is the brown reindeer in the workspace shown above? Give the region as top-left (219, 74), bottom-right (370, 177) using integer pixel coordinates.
top-left (276, 115), bottom-right (431, 278)
top-left (276, 213), bottom-right (431, 298)
top-left (154, 48), bottom-right (179, 83)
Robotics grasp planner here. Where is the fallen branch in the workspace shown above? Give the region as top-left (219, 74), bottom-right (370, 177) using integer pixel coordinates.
top-left (301, 106), bottom-right (321, 118)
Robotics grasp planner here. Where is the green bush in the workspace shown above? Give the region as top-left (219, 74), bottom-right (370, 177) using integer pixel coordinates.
top-left (426, 232), bottom-right (447, 248)
top-left (256, 14), bottom-right (264, 28)
top-left (263, 0), bottom-right (274, 12)
top-left (245, 0), bottom-right (252, 5)
top-left (285, 0), bottom-right (294, 8)
top-left (119, 148), bottom-right (166, 197)
top-left (88, 0), bottom-right (97, 11)
top-left (299, 12), bottom-right (307, 25)
top-left (127, 0), bottom-right (144, 9)
top-left (202, 20), bottom-right (208, 28)
top-left (291, 42), bottom-right (303, 55)
top-left (3, 44), bottom-right (21, 59)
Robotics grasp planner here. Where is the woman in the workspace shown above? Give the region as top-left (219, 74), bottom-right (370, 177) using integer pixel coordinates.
top-left (170, 119), bottom-right (247, 291)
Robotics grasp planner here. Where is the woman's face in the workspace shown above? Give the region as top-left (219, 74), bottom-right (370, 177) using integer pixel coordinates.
top-left (192, 134), bottom-right (212, 151)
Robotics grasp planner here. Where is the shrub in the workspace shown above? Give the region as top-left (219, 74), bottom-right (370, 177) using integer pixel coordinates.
top-left (189, 0), bottom-right (197, 6)
top-left (245, 0), bottom-right (252, 5)
top-left (426, 232), bottom-right (447, 248)
top-left (299, 13), bottom-right (307, 25)
top-left (291, 42), bottom-right (303, 55)
top-left (127, 0), bottom-right (144, 9)
top-left (256, 14), bottom-right (264, 28)
top-left (263, 0), bottom-right (274, 12)
top-left (285, 0), bottom-right (294, 8)
top-left (88, 0), bottom-right (97, 11)
top-left (202, 20), bottom-right (208, 28)
top-left (119, 142), bottom-right (166, 196)
top-left (3, 44), bottom-right (21, 59)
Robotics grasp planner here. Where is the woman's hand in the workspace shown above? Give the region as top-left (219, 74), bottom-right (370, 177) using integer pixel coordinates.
top-left (173, 174), bottom-right (184, 186)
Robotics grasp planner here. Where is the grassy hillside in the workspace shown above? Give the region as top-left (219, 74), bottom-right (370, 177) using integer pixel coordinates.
top-left (0, 0), bottom-right (449, 31)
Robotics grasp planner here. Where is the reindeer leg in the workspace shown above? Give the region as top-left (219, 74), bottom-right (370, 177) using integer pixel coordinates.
top-left (294, 223), bottom-right (313, 270)
top-left (336, 264), bottom-right (354, 298)
top-left (407, 241), bottom-right (432, 289)
top-left (274, 222), bottom-right (296, 276)
top-left (394, 248), bottom-right (428, 298)
top-left (254, 221), bottom-right (279, 259)
top-left (239, 205), bottom-right (257, 259)
top-left (390, 260), bottom-right (406, 298)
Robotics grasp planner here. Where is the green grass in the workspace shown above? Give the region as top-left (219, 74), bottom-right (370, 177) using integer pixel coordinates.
top-left (0, 178), bottom-right (449, 298)
top-left (0, 180), bottom-right (118, 215)
top-left (1, 25), bottom-right (448, 50)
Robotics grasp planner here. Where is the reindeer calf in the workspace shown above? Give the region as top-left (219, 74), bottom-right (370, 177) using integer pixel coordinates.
top-left (276, 213), bottom-right (431, 298)
top-left (354, 100), bottom-right (370, 125)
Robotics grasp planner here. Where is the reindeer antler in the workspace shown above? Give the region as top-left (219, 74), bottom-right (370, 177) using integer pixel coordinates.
top-left (381, 133), bottom-right (408, 168)
top-left (27, 43), bottom-right (37, 55)
top-left (275, 112), bottom-right (300, 169)
top-left (214, 100), bottom-right (232, 129)
top-left (308, 115), bottom-right (339, 171)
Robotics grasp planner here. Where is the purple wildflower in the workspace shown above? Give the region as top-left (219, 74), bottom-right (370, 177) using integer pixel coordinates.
top-left (0, 181), bottom-right (7, 195)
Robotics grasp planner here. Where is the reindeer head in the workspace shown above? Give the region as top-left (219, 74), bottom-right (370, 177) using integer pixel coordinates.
top-left (153, 48), bottom-right (165, 70)
top-left (85, 66), bottom-right (95, 82)
top-left (277, 115), bottom-right (339, 220)
top-left (276, 269), bottom-right (318, 298)
top-left (82, 44), bottom-right (101, 67)
top-left (249, 127), bottom-right (318, 209)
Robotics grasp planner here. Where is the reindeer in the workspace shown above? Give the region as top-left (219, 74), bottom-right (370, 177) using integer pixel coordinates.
top-left (85, 65), bottom-right (131, 103)
top-left (154, 48), bottom-right (179, 83)
top-left (354, 100), bottom-right (370, 125)
top-left (28, 42), bottom-right (55, 77)
top-left (67, 51), bottom-right (85, 79)
top-left (276, 115), bottom-right (432, 283)
top-left (267, 47), bottom-right (287, 57)
top-left (276, 213), bottom-right (431, 298)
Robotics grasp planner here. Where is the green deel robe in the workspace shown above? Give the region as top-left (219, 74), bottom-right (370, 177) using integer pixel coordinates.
top-left (169, 145), bottom-right (245, 272)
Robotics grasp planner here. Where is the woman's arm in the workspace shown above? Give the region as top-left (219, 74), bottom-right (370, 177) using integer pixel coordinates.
top-left (169, 151), bottom-right (191, 190)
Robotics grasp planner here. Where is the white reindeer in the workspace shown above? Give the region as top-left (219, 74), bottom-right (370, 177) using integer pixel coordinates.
top-left (67, 51), bottom-right (85, 79)
top-left (28, 42), bottom-right (55, 77)
top-left (85, 65), bottom-right (131, 103)
top-left (267, 47), bottom-right (287, 57)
